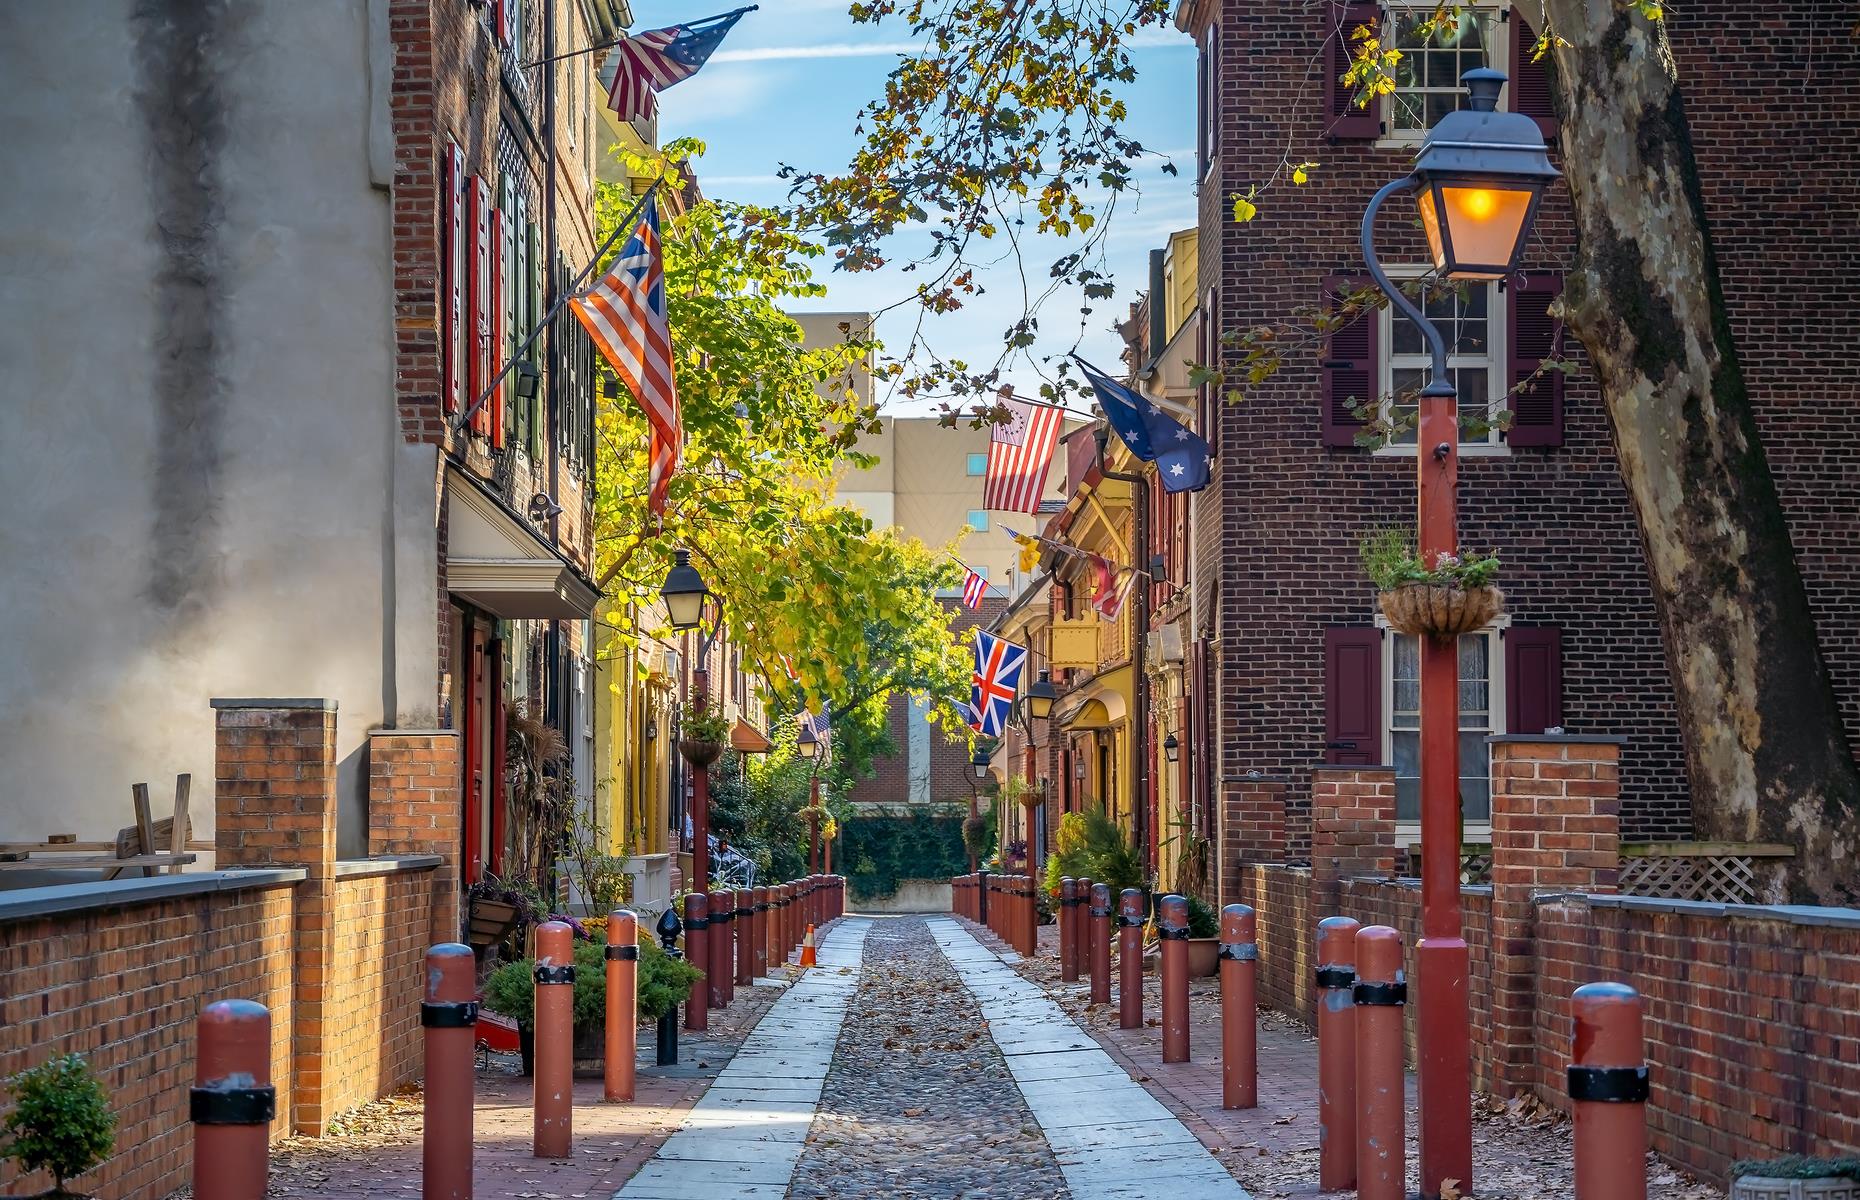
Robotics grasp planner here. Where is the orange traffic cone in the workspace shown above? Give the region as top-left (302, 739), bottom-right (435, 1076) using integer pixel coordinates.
top-left (799, 924), bottom-right (817, 967)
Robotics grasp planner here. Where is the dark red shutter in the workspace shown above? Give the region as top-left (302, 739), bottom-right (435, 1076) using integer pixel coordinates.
top-left (1199, 285), bottom-right (1220, 455)
top-left (1505, 625), bottom-right (1563, 734)
top-left (1325, 2), bottom-right (1383, 139)
top-left (1321, 274), bottom-right (1377, 448)
top-left (1506, 272), bottom-right (1564, 447)
top-left (1324, 627), bottom-right (1382, 765)
top-left (1509, 14), bottom-right (1559, 140)
top-left (445, 144), bottom-right (466, 414)
top-left (469, 175), bottom-right (493, 437)
top-left (1201, 24), bottom-right (1221, 172)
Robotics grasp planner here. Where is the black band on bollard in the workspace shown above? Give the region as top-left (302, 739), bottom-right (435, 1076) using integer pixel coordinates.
top-left (1118, 912), bottom-right (1145, 928)
top-left (1059, 896), bottom-right (1084, 907)
top-left (534, 964), bottom-right (576, 985)
top-left (1218, 942), bottom-right (1259, 961)
top-left (1315, 965), bottom-right (1356, 989)
top-left (1088, 905), bottom-right (1109, 918)
top-left (1568, 1065), bottom-right (1650, 1103)
top-left (421, 999), bottom-right (479, 1027)
top-left (755, 902), bottom-right (770, 912)
top-left (604, 944), bottom-right (640, 961)
top-left (684, 916), bottom-right (709, 930)
top-left (713, 910), bottom-right (732, 923)
top-left (190, 1084), bottom-right (278, 1125)
top-left (1352, 980), bottom-right (1407, 1006)
top-left (1157, 926), bottom-right (1189, 940)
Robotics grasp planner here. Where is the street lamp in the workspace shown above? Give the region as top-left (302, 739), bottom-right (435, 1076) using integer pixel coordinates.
top-left (658, 548), bottom-right (710, 631)
top-left (1163, 733), bottom-right (1179, 763)
top-left (1359, 68), bottom-right (1557, 1200)
top-left (972, 746), bottom-right (992, 779)
top-left (1024, 669), bottom-right (1057, 722)
top-left (797, 718), bottom-right (820, 759)
top-left (657, 547), bottom-right (726, 897)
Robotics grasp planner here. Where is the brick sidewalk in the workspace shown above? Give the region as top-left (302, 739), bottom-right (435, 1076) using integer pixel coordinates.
top-left (166, 974), bottom-right (788, 1200)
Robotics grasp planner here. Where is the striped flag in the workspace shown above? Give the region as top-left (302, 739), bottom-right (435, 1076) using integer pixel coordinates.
top-left (961, 569), bottom-right (989, 609)
top-left (982, 392), bottom-right (1064, 514)
top-left (600, 9), bottom-right (752, 125)
top-left (570, 194), bottom-right (679, 516)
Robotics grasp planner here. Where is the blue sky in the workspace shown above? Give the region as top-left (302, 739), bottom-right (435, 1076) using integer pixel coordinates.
top-left (630, 1), bottom-right (1198, 415)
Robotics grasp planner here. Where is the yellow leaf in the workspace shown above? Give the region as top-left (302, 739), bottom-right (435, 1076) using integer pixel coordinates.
top-left (1231, 193), bottom-right (1258, 223)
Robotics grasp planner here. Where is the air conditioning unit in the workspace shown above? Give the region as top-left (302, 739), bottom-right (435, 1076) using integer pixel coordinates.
top-left (1146, 627), bottom-right (1185, 664)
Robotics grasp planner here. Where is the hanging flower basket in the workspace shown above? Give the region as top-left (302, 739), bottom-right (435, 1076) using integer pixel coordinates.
top-left (678, 738), bottom-right (725, 768)
top-left (465, 897), bottom-right (521, 948)
top-left (1378, 584), bottom-right (1504, 639)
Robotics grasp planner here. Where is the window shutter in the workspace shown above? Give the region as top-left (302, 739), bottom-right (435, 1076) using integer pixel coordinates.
top-left (1190, 637), bottom-right (1213, 825)
top-left (469, 175), bottom-right (493, 437)
top-left (1323, 627), bottom-right (1382, 766)
top-left (526, 221), bottom-right (544, 460)
top-left (445, 144), bottom-right (466, 414)
top-left (1321, 274), bottom-right (1376, 448)
top-left (1325, 2), bottom-right (1383, 139)
top-left (497, 179), bottom-right (516, 450)
top-left (496, 0), bottom-right (515, 48)
top-left (1506, 272), bottom-right (1564, 447)
top-left (1200, 24), bottom-right (1221, 174)
top-left (1509, 13), bottom-right (1559, 139)
top-left (1504, 625), bottom-right (1563, 734)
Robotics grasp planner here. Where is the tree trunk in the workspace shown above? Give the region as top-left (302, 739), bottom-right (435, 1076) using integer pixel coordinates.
top-left (1536, 0), bottom-right (1860, 903)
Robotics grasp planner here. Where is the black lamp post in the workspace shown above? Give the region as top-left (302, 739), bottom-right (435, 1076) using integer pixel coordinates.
top-left (972, 746), bottom-right (992, 779)
top-left (1359, 68), bottom-right (1558, 1199)
top-left (1024, 669), bottom-right (1057, 722)
top-left (659, 548), bottom-right (725, 895)
top-left (1163, 733), bottom-right (1180, 763)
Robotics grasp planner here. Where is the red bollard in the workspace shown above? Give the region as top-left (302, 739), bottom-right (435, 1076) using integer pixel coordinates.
top-left (1354, 925), bottom-right (1405, 1200)
top-left (533, 920), bottom-right (575, 1158)
top-left (1316, 916), bottom-right (1360, 1192)
top-left (1118, 887), bottom-right (1144, 1030)
top-left (1220, 904), bottom-right (1258, 1110)
top-left (682, 893), bottom-right (709, 1032)
top-left (1571, 982), bottom-right (1650, 1200)
top-left (1088, 881), bottom-right (1111, 1006)
top-left (735, 890), bottom-right (754, 987)
top-left (191, 999), bottom-right (274, 1200)
top-left (604, 912), bottom-right (638, 1104)
top-left (423, 945), bottom-right (477, 1199)
top-left (1059, 877), bottom-right (1079, 981)
top-left (1024, 876), bottom-right (1038, 957)
top-left (708, 888), bottom-right (732, 1008)
top-left (751, 886), bottom-right (770, 980)
top-left (1158, 894), bottom-right (1190, 1063)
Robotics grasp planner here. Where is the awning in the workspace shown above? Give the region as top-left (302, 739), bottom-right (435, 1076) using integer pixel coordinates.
top-left (1052, 666), bottom-right (1132, 729)
top-left (445, 466), bottom-right (600, 619)
top-left (729, 719), bottom-right (772, 753)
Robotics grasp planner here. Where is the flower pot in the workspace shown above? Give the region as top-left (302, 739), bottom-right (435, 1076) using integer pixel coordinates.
top-left (679, 738), bottom-right (725, 768)
top-left (1186, 936), bottom-right (1220, 978)
top-left (1378, 584), bottom-right (1504, 638)
top-left (467, 898), bottom-right (520, 948)
top-left (1733, 1179), bottom-right (1860, 1200)
top-left (573, 1023), bottom-right (605, 1077)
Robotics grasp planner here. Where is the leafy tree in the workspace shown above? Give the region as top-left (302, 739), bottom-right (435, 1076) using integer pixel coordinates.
top-left (1, 1054), bottom-right (115, 1197)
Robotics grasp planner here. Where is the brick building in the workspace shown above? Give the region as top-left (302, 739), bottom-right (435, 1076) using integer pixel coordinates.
top-left (1155, 0), bottom-right (1860, 895)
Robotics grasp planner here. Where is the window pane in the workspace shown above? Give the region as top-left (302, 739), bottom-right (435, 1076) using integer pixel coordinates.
top-left (1459, 731), bottom-right (1491, 821)
top-left (1459, 633), bottom-right (1489, 721)
top-left (1394, 730), bottom-right (1420, 821)
top-left (1392, 634), bottom-right (1420, 726)
top-left (967, 510), bottom-right (989, 532)
top-left (966, 452), bottom-right (988, 476)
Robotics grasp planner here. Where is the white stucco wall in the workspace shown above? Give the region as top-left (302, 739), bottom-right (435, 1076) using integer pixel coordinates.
top-left (0, 1), bottom-right (434, 859)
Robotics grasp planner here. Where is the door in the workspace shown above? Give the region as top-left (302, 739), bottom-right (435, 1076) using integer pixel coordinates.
top-left (462, 620), bottom-right (490, 883)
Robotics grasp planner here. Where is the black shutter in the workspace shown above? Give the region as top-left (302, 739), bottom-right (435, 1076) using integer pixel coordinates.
top-left (1324, 627), bottom-right (1382, 765)
top-left (1505, 626), bottom-right (1563, 734)
top-left (1321, 275), bottom-right (1377, 448)
top-left (1509, 13), bottom-right (1559, 140)
top-left (1325, 2), bottom-right (1384, 139)
top-left (1506, 273), bottom-right (1564, 447)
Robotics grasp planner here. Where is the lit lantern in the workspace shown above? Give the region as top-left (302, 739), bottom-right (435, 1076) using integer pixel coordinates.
top-left (1024, 669), bottom-right (1057, 722)
top-left (1410, 69), bottom-right (1560, 281)
top-left (658, 548), bottom-right (709, 631)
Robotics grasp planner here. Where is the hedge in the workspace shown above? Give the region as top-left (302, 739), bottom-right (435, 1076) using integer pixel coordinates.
top-left (838, 809), bottom-right (968, 901)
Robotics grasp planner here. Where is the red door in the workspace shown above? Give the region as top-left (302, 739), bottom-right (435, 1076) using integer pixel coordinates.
top-left (462, 623), bottom-right (488, 883)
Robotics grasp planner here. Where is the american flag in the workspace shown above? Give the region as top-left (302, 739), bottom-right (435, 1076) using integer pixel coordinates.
top-left (982, 392), bottom-right (1064, 514)
top-left (961, 568), bottom-right (989, 609)
top-left (570, 194), bottom-right (679, 516)
top-left (970, 629), bottom-right (1028, 738)
top-left (952, 699), bottom-right (983, 732)
top-left (600, 9), bottom-right (751, 125)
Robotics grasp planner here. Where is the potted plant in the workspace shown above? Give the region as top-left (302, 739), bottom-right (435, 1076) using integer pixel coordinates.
top-left (1, 1054), bottom-right (116, 1197)
top-left (1730, 1157), bottom-right (1860, 1200)
top-left (1360, 527), bottom-right (1502, 638)
top-left (464, 874), bottom-right (543, 949)
top-left (481, 935), bottom-right (703, 1075)
top-left (677, 704), bottom-right (731, 768)
top-left (1183, 894), bottom-right (1221, 977)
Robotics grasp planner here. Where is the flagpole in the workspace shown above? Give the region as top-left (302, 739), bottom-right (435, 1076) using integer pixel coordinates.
top-left (452, 178), bottom-right (663, 433)
top-left (522, 6), bottom-right (761, 69)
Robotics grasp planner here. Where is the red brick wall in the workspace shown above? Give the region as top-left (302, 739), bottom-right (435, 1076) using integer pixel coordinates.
top-left (325, 867), bottom-right (436, 1119)
top-left (0, 881), bottom-right (297, 1199)
top-left (369, 729), bottom-right (463, 942)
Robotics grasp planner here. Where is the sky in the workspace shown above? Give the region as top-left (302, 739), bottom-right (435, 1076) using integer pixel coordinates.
top-left (628, 0), bottom-right (1199, 415)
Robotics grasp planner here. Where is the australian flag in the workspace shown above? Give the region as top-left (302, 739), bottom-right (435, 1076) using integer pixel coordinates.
top-left (1074, 356), bottom-right (1211, 494)
top-left (970, 629), bottom-right (1028, 738)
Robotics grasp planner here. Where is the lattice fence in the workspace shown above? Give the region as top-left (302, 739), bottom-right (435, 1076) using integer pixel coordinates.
top-left (1616, 843), bottom-right (1795, 905)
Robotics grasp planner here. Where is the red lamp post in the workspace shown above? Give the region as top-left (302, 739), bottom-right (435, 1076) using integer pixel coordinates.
top-left (1359, 68), bottom-right (1558, 1198)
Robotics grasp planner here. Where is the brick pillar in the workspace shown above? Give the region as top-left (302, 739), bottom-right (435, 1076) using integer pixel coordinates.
top-left (1218, 776), bottom-right (1287, 905)
top-left (1309, 765), bottom-right (1397, 907)
top-left (1488, 736), bottom-right (1622, 1094)
top-left (368, 730), bottom-right (463, 944)
top-left (213, 698), bottom-right (339, 1136)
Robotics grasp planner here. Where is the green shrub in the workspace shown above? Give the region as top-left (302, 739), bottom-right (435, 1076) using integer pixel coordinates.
top-left (837, 810), bottom-right (968, 901)
top-left (1184, 894), bottom-right (1220, 939)
top-left (484, 939), bottom-right (701, 1030)
top-left (1731, 1157), bottom-right (1860, 1183)
top-left (1, 1054), bottom-right (116, 1194)
top-left (638, 941), bottom-right (704, 1023)
top-left (1359, 526), bottom-right (1499, 591)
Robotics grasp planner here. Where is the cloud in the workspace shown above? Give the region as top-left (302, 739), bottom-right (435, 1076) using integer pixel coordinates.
top-left (712, 29), bottom-right (1192, 64)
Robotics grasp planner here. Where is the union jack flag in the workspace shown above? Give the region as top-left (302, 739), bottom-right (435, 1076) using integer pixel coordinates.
top-left (961, 568), bottom-right (989, 609)
top-left (570, 194), bottom-right (678, 516)
top-left (600, 9), bottom-right (751, 125)
top-left (982, 391), bottom-right (1064, 515)
top-left (970, 629), bottom-right (1028, 738)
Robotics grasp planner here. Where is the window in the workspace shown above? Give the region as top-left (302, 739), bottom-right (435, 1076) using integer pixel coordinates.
top-left (966, 510), bottom-right (989, 532)
top-left (972, 564), bottom-right (988, 580)
top-left (966, 452), bottom-right (988, 476)
top-left (1387, 630), bottom-right (1500, 823)
top-left (1198, 22), bottom-right (1220, 177)
top-left (1386, 3), bottom-right (1503, 140)
top-left (1380, 275), bottom-right (1506, 450)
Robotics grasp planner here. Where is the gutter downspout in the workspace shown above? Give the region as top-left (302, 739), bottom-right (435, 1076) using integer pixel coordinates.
top-left (1094, 425), bottom-right (1153, 877)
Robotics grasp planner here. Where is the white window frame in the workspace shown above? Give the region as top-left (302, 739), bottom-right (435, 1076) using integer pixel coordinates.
top-left (1376, 614), bottom-right (1510, 848)
top-left (1377, 1), bottom-right (1511, 148)
top-left (1375, 268), bottom-right (1509, 458)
